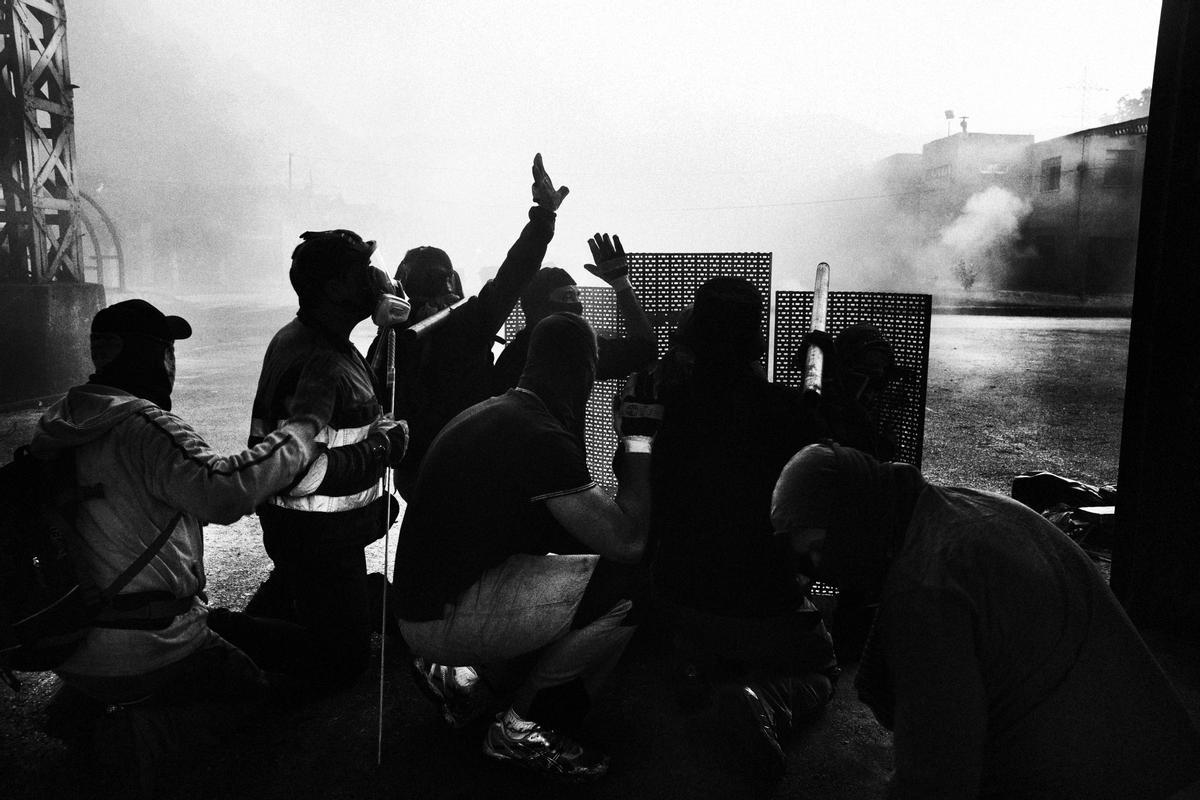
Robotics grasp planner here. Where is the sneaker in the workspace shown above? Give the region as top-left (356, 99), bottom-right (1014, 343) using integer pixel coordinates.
top-left (482, 715), bottom-right (610, 781)
top-left (718, 684), bottom-right (786, 777)
top-left (410, 657), bottom-right (490, 729)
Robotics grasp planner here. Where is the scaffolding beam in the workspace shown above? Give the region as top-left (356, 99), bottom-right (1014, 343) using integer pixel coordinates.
top-left (1, 0), bottom-right (84, 284)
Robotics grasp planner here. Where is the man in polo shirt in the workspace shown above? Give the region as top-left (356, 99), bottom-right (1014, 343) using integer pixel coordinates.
top-left (393, 312), bottom-right (657, 780)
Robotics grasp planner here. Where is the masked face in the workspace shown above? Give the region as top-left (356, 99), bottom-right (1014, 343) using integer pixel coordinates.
top-left (546, 284), bottom-right (583, 317)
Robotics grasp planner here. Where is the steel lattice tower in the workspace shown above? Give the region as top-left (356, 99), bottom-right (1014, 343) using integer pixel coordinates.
top-left (1, 0), bottom-right (84, 284)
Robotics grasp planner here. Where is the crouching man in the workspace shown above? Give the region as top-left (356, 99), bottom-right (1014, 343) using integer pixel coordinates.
top-left (772, 442), bottom-right (1200, 799)
top-left (31, 299), bottom-right (326, 791)
top-left (392, 312), bottom-right (655, 781)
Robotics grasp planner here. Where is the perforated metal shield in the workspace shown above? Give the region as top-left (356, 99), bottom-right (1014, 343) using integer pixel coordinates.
top-left (771, 291), bottom-right (932, 467)
top-left (504, 253), bottom-right (773, 488)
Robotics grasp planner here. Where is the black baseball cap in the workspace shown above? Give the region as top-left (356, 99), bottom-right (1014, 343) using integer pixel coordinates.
top-left (92, 299), bottom-right (192, 341)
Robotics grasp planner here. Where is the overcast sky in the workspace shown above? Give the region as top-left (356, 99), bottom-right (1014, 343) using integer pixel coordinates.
top-left (65, 0), bottom-right (1162, 292)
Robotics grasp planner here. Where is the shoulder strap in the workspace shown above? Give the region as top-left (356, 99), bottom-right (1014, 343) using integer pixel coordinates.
top-left (95, 510), bottom-right (184, 606)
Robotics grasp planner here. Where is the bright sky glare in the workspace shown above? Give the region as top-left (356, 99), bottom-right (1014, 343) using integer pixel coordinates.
top-left (65, 0), bottom-right (1162, 291)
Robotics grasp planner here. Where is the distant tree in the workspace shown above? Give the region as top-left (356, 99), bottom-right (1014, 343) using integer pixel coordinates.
top-left (1100, 86), bottom-right (1151, 125)
top-left (952, 259), bottom-right (980, 291)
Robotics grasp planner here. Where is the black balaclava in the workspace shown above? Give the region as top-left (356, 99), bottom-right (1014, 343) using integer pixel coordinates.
top-left (677, 277), bottom-right (765, 369)
top-left (520, 268), bottom-right (581, 326)
top-left (88, 298), bottom-right (192, 411)
top-left (517, 312), bottom-right (598, 432)
top-left (771, 441), bottom-right (926, 599)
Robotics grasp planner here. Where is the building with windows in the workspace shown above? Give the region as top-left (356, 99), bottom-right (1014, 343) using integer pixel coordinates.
top-left (1020, 118), bottom-right (1147, 294)
top-left (877, 117), bottom-right (1147, 295)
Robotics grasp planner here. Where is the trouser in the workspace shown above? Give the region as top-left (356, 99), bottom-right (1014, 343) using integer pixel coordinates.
top-left (656, 597), bottom-right (838, 724)
top-left (400, 553), bottom-right (645, 731)
top-left (208, 544), bottom-right (371, 690)
top-left (53, 636), bottom-right (268, 799)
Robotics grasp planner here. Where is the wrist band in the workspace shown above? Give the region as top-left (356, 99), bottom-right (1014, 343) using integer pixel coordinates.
top-left (609, 275), bottom-right (633, 293)
top-left (621, 435), bottom-right (653, 454)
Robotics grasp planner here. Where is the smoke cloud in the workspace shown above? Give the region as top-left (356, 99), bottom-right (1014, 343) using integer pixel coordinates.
top-left (930, 187), bottom-right (1033, 289)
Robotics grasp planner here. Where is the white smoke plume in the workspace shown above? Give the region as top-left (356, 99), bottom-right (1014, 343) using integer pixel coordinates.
top-left (932, 186), bottom-right (1033, 288)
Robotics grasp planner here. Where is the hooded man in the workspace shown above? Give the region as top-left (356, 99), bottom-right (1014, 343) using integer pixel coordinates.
top-left (647, 276), bottom-right (837, 775)
top-left (491, 232), bottom-right (657, 415)
top-left (392, 312), bottom-right (658, 781)
top-left (206, 228), bottom-right (410, 691)
top-left (31, 298), bottom-right (324, 759)
top-left (772, 442), bottom-right (1200, 799)
top-left (368, 153), bottom-right (569, 499)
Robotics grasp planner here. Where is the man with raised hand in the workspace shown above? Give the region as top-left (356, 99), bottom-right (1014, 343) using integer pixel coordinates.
top-left (393, 312), bottom-right (657, 781)
top-left (370, 153), bottom-right (569, 498)
top-left (492, 232), bottom-right (657, 418)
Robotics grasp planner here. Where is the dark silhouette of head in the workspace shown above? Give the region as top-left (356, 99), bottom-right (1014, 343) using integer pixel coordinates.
top-left (395, 246), bottom-right (462, 322)
top-left (677, 277), bottom-right (765, 367)
top-left (289, 229), bottom-right (379, 319)
top-left (520, 267), bottom-right (581, 328)
top-left (517, 312), bottom-right (598, 431)
top-left (89, 298), bottom-right (193, 410)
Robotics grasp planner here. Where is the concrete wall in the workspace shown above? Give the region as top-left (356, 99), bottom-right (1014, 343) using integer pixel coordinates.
top-left (0, 283), bottom-right (106, 407)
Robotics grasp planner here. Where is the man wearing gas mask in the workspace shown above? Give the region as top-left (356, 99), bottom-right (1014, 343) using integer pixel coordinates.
top-left (369, 154), bottom-right (569, 498)
top-left (491, 232), bottom-right (657, 414)
top-left (208, 229), bottom-right (411, 691)
top-left (772, 442), bottom-right (1200, 799)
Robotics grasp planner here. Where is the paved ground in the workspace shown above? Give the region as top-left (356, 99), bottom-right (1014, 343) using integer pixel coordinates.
top-left (3, 294), bottom-right (1193, 799)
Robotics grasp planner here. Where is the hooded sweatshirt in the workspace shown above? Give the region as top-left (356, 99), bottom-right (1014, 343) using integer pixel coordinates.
top-left (31, 384), bottom-right (316, 677)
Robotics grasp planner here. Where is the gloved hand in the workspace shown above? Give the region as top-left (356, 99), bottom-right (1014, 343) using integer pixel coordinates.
top-left (288, 356), bottom-right (339, 433)
top-left (369, 415), bottom-right (410, 468)
top-left (793, 329), bottom-right (838, 371)
top-left (584, 232), bottom-right (630, 291)
top-left (531, 153), bottom-right (569, 211)
top-left (612, 369), bottom-right (664, 444)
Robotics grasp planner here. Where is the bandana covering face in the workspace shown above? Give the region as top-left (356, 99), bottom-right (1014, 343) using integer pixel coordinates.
top-left (90, 334), bottom-right (175, 410)
top-left (772, 442), bottom-right (926, 598)
top-left (517, 313), bottom-right (598, 432)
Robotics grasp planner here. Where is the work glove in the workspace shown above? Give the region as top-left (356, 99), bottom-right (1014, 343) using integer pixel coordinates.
top-left (612, 369), bottom-right (664, 443)
top-left (531, 153), bottom-right (569, 211)
top-left (584, 233), bottom-right (631, 291)
top-left (369, 415), bottom-right (410, 468)
top-left (792, 329), bottom-right (838, 372)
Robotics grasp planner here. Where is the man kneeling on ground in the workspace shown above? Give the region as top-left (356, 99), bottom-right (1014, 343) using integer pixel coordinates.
top-left (392, 312), bottom-right (656, 780)
top-left (32, 299), bottom-right (326, 791)
top-left (772, 441), bottom-right (1200, 799)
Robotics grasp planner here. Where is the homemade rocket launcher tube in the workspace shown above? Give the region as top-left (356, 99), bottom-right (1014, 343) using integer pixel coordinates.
top-left (803, 262), bottom-right (831, 397)
top-left (399, 297), bottom-right (471, 342)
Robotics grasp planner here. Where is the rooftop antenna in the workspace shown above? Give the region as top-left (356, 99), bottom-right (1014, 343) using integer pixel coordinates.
top-left (1065, 66), bottom-right (1109, 128)
top-left (944, 109), bottom-right (955, 137)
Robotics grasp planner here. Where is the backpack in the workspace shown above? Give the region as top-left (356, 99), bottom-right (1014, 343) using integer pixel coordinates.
top-left (0, 444), bottom-right (180, 691)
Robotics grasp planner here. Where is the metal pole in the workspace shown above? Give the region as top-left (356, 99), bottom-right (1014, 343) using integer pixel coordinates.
top-left (803, 262), bottom-right (831, 397)
top-left (376, 325), bottom-right (396, 766)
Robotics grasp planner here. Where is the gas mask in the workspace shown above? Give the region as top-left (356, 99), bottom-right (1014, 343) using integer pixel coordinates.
top-left (362, 264), bottom-right (411, 328)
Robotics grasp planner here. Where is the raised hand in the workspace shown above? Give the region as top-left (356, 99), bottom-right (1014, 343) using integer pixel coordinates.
top-left (584, 233), bottom-right (629, 286)
top-left (531, 153), bottom-right (569, 211)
